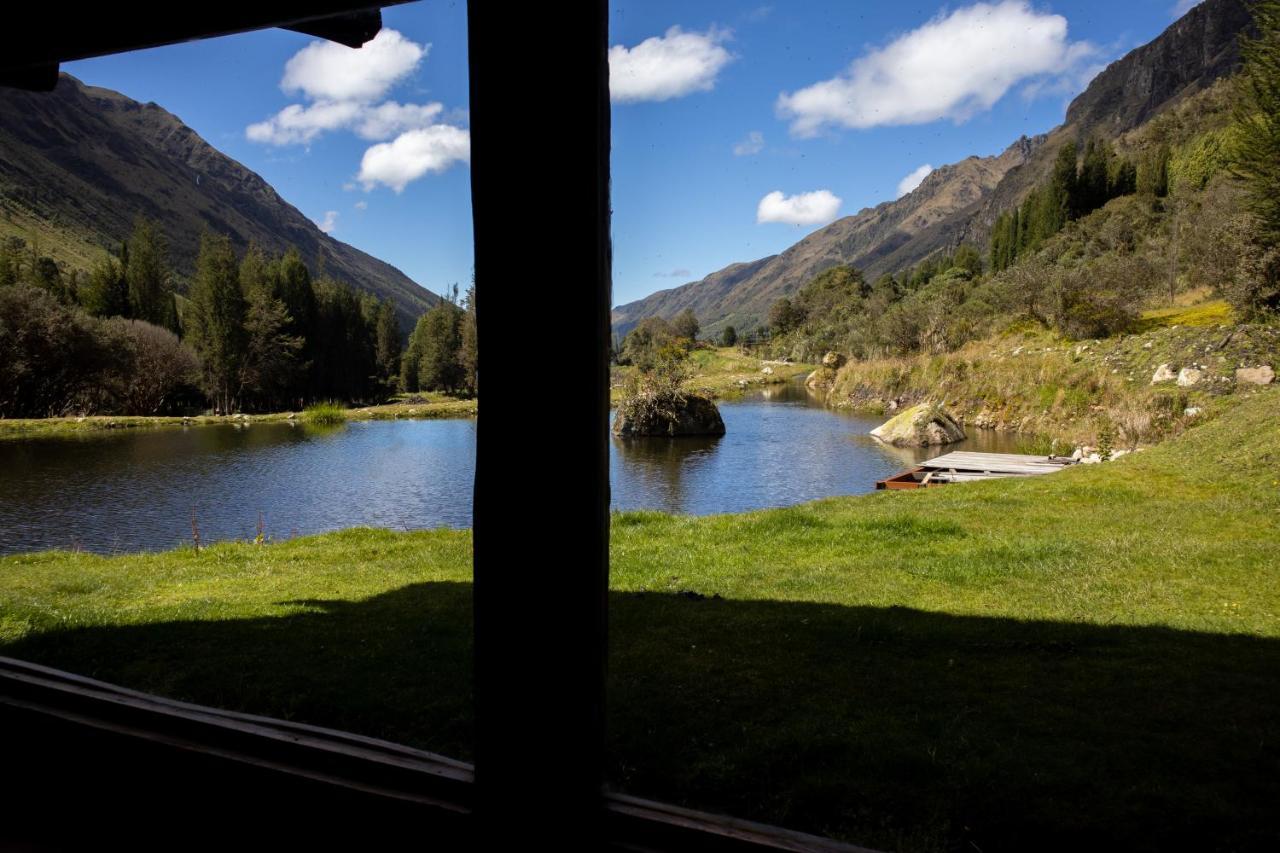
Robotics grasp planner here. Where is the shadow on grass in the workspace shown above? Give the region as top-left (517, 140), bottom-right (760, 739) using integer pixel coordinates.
top-left (4, 583), bottom-right (1278, 852)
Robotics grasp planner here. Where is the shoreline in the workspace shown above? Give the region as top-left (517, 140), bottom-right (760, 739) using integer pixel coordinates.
top-left (0, 396), bottom-right (478, 442)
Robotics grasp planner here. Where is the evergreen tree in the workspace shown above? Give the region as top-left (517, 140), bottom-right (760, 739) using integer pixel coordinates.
top-left (186, 233), bottom-right (247, 413)
top-left (417, 300), bottom-right (464, 392)
top-left (1232, 0), bottom-right (1280, 239)
top-left (1049, 141), bottom-right (1079, 225)
top-left (240, 287), bottom-right (304, 410)
top-left (1080, 138), bottom-right (1111, 214)
top-left (374, 299), bottom-right (402, 389)
top-left (125, 219), bottom-right (171, 327)
top-left (458, 283), bottom-right (478, 396)
top-left (720, 325), bottom-right (737, 347)
top-left (81, 254), bottom-right (130, 317)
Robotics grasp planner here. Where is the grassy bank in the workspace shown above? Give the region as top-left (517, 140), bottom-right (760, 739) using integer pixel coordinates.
top-left (826, 313), bottom-right (1279, 445)
top-left (3, 389), bottom-right (1278, 850)
top-left (611, 346), bottom-right (814, 403)
top-left (0, 392), bottom-right (477, 442)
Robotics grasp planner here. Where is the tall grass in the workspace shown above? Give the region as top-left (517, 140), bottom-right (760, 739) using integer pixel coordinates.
top-left (301, 402), bottom-right (348, 426)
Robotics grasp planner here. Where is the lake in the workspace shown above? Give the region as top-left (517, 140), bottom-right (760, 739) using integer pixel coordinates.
top-left (0, 382), bottom-right (1020, 555)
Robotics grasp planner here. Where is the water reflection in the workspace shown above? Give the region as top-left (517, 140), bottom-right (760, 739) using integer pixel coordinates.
top-left (0, 381), bottom-right (1023, 554)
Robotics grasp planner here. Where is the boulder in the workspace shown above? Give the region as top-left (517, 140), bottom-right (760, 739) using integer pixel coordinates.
top-left (1151, 363), bottom-right (1176, 384)
top-left (805, 367), bottom-right (837, 391)
top-left (1177, 367), bottom-right (1203, 387)
top-left (612, 393), bottom-right (726, 437)
top-left (1236, 365), bottom-right (1275, 385)
top-left (870, 404), bottom-right (966, 448)
top-left (821, 351), bottom-right (847, 370)
top-left (760, 366), bottom-right (774, 376)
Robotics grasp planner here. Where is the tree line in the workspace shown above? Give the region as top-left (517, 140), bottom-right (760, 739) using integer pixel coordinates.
top-left (1, 220), bottom-right (476, 418)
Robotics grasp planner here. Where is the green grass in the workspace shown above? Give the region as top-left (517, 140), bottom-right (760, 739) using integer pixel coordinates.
top-left (1137, 297), bottom-right (1234, 331)
top-left (3, 389), bottom-right (1280, 850)
top-left (828, 321), bottom-right (1280, 445)
top-left (611, 347), bottom-right (815, 402)
top-left (301, 402), bottom-right (349, 426)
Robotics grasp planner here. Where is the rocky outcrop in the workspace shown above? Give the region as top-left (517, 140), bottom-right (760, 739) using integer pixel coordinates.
top-left (1152, 363), bottom-right (1177, 383)
top-left (870, 404), bottom-right (966, 448)
top-left (612, 394), bottom-right (726, 437)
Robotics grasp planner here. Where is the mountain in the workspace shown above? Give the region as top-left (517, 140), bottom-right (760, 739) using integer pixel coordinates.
top-left (0, 73), bottom-right (436, 330)
top-left (612, 0), bottom-right (1252, 337)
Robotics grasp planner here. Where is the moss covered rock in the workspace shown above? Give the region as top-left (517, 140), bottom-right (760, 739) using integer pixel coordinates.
top-left (870, 404), bottom-right (966, 447)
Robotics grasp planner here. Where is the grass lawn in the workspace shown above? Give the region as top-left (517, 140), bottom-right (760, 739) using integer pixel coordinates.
top-left (3, 389), bottom-right (1279, 851)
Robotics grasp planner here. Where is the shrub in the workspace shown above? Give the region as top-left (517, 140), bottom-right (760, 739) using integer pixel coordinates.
top-left (302, 402), bottom-right (348, 425)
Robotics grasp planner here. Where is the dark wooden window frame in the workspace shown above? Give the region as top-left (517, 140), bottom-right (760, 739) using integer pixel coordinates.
top-left (0, 3), bottom-right (870, 849)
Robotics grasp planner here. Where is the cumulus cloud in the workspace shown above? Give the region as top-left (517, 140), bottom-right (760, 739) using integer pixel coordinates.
top-left (756, 190), bottom-right (842, 226)
top-left (610, 26), bottom-right (733, 103)
top-left (354, 101), bottom-right (445, 140)
top-left (733, 130), bottom-right (764, 156)
top-left (896, 164), bottom-right (934, 198)
top-left (247, 101), bottom-right (364, 146)
top-left (282, 29), bottom-right (427, 102)
top-left (315, 210), bottom-right (339, 233)
top-left (358, 125), bottom-right (472, 192)
top-left (777, 1), bottom-right (1097, 136)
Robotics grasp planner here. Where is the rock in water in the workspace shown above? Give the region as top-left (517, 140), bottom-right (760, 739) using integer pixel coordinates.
top-left (807, 351), bottom-right (847, 392)
top-left (870, 404), bottom-right (966, 447)
top-left (613, 393), bottom-right (726, 437)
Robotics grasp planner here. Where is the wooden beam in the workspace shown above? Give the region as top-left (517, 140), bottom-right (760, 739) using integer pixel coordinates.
top-left (468, 0), bottom-right (612, 844)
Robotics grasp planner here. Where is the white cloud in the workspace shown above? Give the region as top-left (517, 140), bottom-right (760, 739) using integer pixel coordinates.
top-left (354, 200), bottom-right (368, 210)
top-left (777, 1), bottom-right (1097, 136)
top-left (315, 210), bottom-right (339, 233)
top-left (896, 164), bottom-right (934, 198)
top-left (354, 101), bottom-right (445, 140)
top-left (358, 126), bottom-right (472, 192)
top-left (246, 100), bottom-right (364, 146)
top-left (1171, 0), bottom-right (1202, 18)
top-left (733, 130), bottom-right (764, 156)
top-left (756, 190), bottom-right (842, 226)
top-left (247, 30), bottom-right (452, 148)
top-left (654, 268), bottom-right (692, 278)
top-left (610, 26), bottom-right (733, 103)
top-left (282, 29), bottom-right (427, 102)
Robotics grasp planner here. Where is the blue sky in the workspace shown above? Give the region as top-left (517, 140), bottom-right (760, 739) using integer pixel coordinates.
top-left (64, 1), bottom-right (1199, 308)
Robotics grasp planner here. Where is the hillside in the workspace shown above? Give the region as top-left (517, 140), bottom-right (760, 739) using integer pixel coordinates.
top-left (0, 73), bottom-right (436, 330)
top-left (613, 0), bottom-right (1252, 336)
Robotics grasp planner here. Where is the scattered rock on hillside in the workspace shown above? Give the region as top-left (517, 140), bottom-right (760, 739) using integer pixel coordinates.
top-left (613, 394), bottom-right (726, 437)
top-left (871, 404), bottom-right (966, 447)
top-left (1151, 363), bottom-right (1176, 383)
top-left (1177, 367), bottom-right (1204, 387)
top-left (1236, 365), bottom-right (1275, 385)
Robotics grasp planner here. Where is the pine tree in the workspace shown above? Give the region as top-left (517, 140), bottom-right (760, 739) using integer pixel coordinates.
top-left (186, 233), bottom-right (247, 413)
top-left (1232, 0), bottom-right (1280, 239)
top-left (81, 254), bottom-right (130, 317)
top-left (374, 299), bottom-right (402, 389)
top-left (458, 283), bottom-right (478, 396)
top-left (417, 301), bottom-right (464, 392)
top-left (125, 219), bottom-right (171, 326)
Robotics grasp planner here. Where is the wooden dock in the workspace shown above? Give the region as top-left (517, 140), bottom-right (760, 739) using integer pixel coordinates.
top-left (876, 451), bottom-right (1077, 490)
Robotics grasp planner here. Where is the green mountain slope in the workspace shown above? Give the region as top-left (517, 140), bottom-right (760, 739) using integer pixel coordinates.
top-left (612, 0), bottom-right (1253, 337)
top-left (0, 73), bottom-right (436, 331)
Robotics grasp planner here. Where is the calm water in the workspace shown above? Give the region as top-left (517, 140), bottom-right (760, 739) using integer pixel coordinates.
top-left (0, 382), bottom-right (1019, 555)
